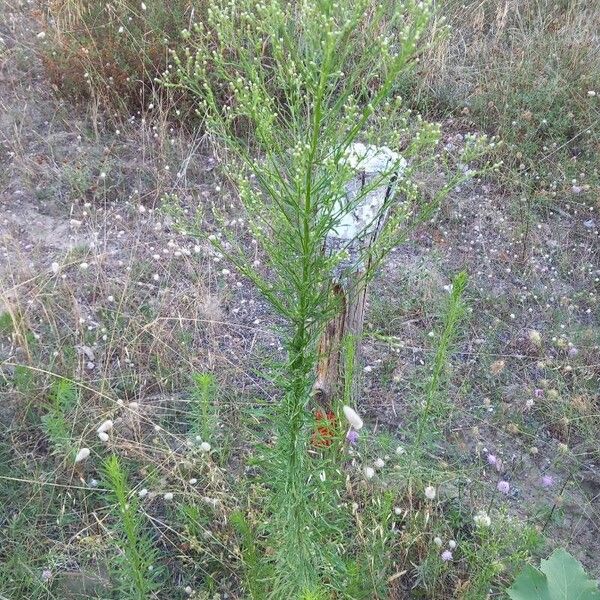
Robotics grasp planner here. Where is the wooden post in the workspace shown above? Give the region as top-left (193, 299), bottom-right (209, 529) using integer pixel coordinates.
top-left (313, 144), bottom-right (405, 410)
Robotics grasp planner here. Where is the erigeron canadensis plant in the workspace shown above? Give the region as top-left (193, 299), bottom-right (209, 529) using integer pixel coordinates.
top-left (190, 371), bottom-right (218, 444)
top-left (164, 0), bottom-right (494, 595)
top-left (40, 377), bottom-right (78, 459)
top-left (102, 455), bottom-right (164, 599)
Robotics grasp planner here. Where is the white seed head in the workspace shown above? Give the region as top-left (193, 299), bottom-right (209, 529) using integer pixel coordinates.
top-left (199, 442), bottom-right (211, 453)
top-left (164, 492), bottom-right (174, 501)
top-left (97, 431), bottom-right (109, 442)
top-left (74, 448), bottom-right (90, 463)
top-left (97, 419), bottom-right (113, 433)
top-left (528, 329), bottom-right (542, 347)
top-left (364, 466), bottom-right (375, 480)
top-left (342, 405), bottom-right (363, 430)
top-left (424, 485), bottom-right (436, 500)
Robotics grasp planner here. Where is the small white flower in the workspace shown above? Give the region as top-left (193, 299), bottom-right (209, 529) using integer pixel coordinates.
top-left (374, 458), bottom-right (385, 469)
top-left (395, 446), bottom-right (405, 455)
top-left (97, 431), bottom-right (109, 442)
top-left (199, 442), bottom-right (211, 453)
top-left (163, 492), bottom-right (174, 501)
top-left (342, 405), bottom-right (363, 430)
top-left (188, 478), bottom-right (197, 485)
top-left (474, 510), bottom-right (491, 528)
top-left (448, 540), bottom-right (457, 549)
top-left (528, 329), bottom-right (542, 346)
top-left (97, 419), bottom-right (113, 434)
top-left (37, 31), bottom-right (46, 39)
top-left (75, 448), bottom-right (90, 463)
top-left (588, 90), bottom-right (596, 97)
top-left (118, 26), bottom-right (124, 33)
top-left (79, 262), bottom-right (89, 270)
top-left (433, 536), bottom-right (443, 547)
top-left (141, 2), bottom-right (147, 10)
top-left (138, 488), bottom-right (148, 498)
top-left (394, 506), bottom-right (402, 515)
top-left (319, 470), bottom-right (326, 482)
top-left (51, 262), bottom-right (60, 274)
top-left (364, 466), bottom-right (375, 480)
top-left (99, 171), bottom-right (106, 179)
top-left (424, 485), bottom-right (436, 500)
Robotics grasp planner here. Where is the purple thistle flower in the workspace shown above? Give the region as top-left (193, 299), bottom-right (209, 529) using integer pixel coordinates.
top-left (487, 454), bottom-right (497, 466)
top-left (41, 569), bottom-right (52, 583)
top-left (541, 475), bottom-right (555, 488)
top-left (346, 430), bottom-right (359, 446)
top-left (534, 388), bottom-right (544, 398)
top-left (441, 550), bottom-right (453, 561)
top-left (497, 480), bottom-right (510, 495)
top-left (568, 347), bottom-right (579, 358)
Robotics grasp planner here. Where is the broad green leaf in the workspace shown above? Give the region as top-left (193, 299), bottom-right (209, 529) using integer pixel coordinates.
top-left (507, 549), bottom-right (600, 600)
top-left (507, 565), bottom-right (551, 600)
top-left (542, 549), bottom-right (600, 600)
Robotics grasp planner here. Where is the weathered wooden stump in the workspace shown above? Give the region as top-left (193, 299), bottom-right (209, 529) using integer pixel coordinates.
top-left (313, 143), bottom-right (405, 410)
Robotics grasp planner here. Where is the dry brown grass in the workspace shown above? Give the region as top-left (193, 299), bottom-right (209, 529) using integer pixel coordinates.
top-left (40, 0), bottom-right (600, 200)
top-left (396, 0), bottom-right (600, 194)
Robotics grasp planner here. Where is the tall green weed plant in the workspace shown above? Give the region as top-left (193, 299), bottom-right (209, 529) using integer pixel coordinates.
top-left (102, 455), bottom-right (164, 599)
top-left (165, 0), bottom-right (492, 595)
